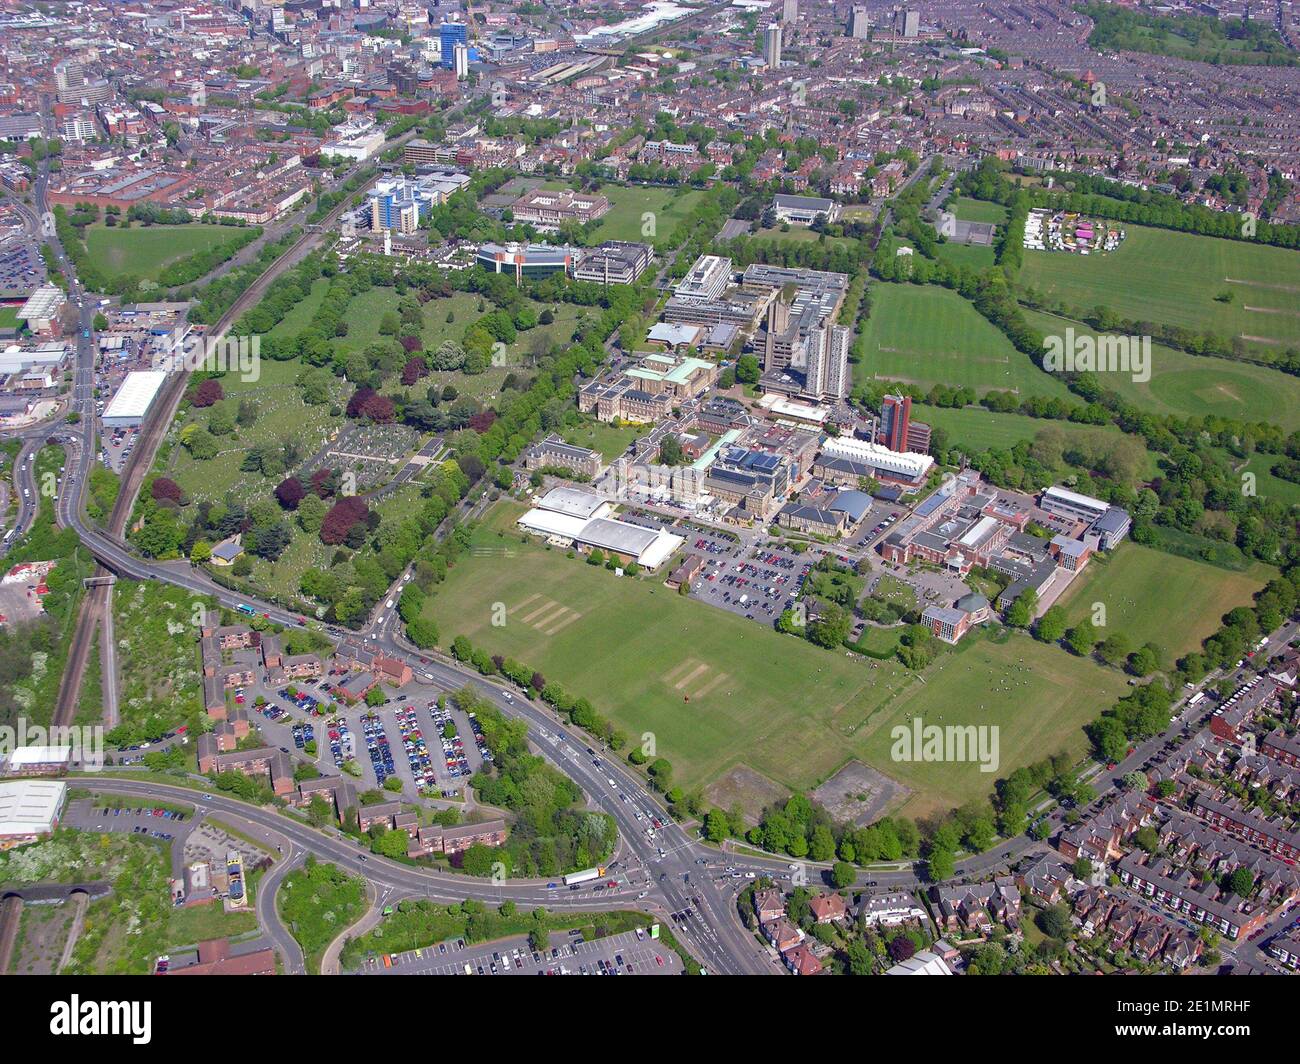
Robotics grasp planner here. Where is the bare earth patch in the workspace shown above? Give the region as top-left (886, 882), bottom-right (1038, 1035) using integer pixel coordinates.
top-left (811, 760), bottom-right (911, 828)
top-left (703, 765), bottom-right (790, 825)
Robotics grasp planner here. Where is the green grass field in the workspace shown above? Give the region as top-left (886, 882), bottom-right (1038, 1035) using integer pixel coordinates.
top-left (337, 287), bottom-right (584, 386)
top-left (559, 420), bottom-right (647, 461)
top-left (917, 404), bottom-right (1159, 479)
top-left (863, 285), bottom-right (1072, 399)
top-left (1019, 225), bottom-right (1300, 354)
top-left (947, 196), bottom-right (1008, 225)
top-left (591, 185), bottom-right (705, 245)
top-left (1053, 542), bottom-right (1273, 662)
top-left (854, 632), bottom-right (1130, 819)
top-left (267, 276), bottom-right (331, 339)
top-left (1023, 309), bottom-right (1300, 431)
top-left (423, 504), bottom-right (1131, 816)
top-left (83, 223), bottom-right (243, 282)
top-left (1238, 451), bottom-right (1300, 509)
top-left (934, 241), bottom-right (997, 270)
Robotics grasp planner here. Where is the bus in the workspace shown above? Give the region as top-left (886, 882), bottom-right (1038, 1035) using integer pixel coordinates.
top-left (235, 603), bottom-right (256, 616)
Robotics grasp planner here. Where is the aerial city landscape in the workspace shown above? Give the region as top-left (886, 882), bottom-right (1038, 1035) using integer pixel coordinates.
top-left (0, 0), bottom-right (1297, 1006)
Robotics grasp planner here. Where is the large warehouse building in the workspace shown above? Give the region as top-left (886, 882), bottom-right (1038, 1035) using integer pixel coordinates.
top-left (0, 778), bottom-right (67, 850)
top-left (518, 488), bottom-right (684, 570)
top-left (102, 369), bottom-right (168, 428)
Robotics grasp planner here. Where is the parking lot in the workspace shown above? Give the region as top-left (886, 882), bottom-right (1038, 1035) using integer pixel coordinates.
top-left (248, 683), bottom-right (487, 798)
top-left (64, 799), bottom-right (190, 849)
top-left (358, 927), bottom-right (678, 976)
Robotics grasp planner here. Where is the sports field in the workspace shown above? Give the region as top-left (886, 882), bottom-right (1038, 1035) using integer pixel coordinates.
top-left (83, 223), bottom-right (243, 282)
top-left (423, 504), bottom-right (1132, 814)
top-left (1019, 225), bottom-right (1300, 354)
top-left (1053, 542), bottom-right (1273, 662)
top-left (1024, 309), bottom-right (1300, 431)
top-left (947, 196), bottom-right (1008, 225)
top-left (853, 632), bottom-right (1130, 820)
top-left (863, 285), bottom-right (1072, 399)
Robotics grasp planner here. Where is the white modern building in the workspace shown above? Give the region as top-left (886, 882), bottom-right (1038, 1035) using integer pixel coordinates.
top-left (0, 779), bottom-right (66, 850)
top-left (819, 435), bottom-right (934, 485)
top-left (16, 285), bottom-right (65, 335)
top-left (674, 254), bottom-right (732, 302)
top-left (322, 118), bottom-right (386, 162)
top-left (102, 369), bottom-right (168, 428)
top-left (771, 194), bottom-right (840, 226)
top-left (517, 488), bottom-right (684, 570)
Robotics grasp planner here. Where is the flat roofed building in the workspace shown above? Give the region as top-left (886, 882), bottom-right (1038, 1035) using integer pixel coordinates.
top-left (2, 745), bottom-right (74, 777)
top-left (674, 254), bottom-right (732, 302)
top-left (476, 242), bottom-right (576, 284)
top-left (536, 486), bottom-right (611, 520)
top-left (516, 507), bottom-right (684, 570)
top-left (1040, 484), bottom-right (1109, 523)
top-left (0, 779), bottom-right (66, 849)
top-left (102, 369), bottom-right (168, 427)
top-left (573, 241), bottom-right (653, 285)
top-left (771, 193), bottom-right (840, 225)
top-left (819, 436), bottom-right (934, 485)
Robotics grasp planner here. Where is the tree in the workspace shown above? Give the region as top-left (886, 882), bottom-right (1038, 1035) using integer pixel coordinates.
top-left (297, 493), bottom-right (326, 534)
top-left (1098, 632), bottom-right (1132, 668)
top-left (831, 861), bottom-right (855, 888)
top-left (320, 496), bottom-right (369, 545)
top-left (365, 686), bottom-right (386, 707)
top-left (927, 846), bottom-right (955, 881)
top-left (703, 808), bottom-right (729, 843)
top-left (191, 378), bottom-right (223, 407)
top-left (887, 935), bottom-right (915, 963)
top-left (1036, 904), bottom-right (1071, 939)
top-left (1126, 645), bottom-right (1159, 676)
top-left (275, 476), bottom-right (305, 510)
top-left (1066, 620), bottom-right (1098, 657)
top-left (1005, 587), bottom-right (1037, 628)
top-left (182, 428), bottom-right (217, 460)
top-left (1227, 866), bottom-right (1254, 898)
top-left (807, 603), bottom-right (851, 648)
top-left (735, 354), bottom-right (760, 383)
top-left (845, 938), bottom-right (873, 975)
top-left (1035, 604), bottom-right (1067, 643)
top-left (1122, 770), bottom-right (1149, 792)
top-left (406, 616), bottom-right (439, 649)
